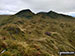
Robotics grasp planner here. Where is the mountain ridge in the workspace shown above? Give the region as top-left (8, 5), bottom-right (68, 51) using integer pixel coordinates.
top-left (0, 9), bottom-right (75, 56)
top-left (15, 9), bottom-right (74, 19)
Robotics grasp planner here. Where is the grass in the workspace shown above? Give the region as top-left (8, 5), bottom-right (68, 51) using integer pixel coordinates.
top-left (0, 10), bottom-right (75, 56)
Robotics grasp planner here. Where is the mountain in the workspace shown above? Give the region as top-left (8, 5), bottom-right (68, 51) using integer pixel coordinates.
top-left (0, 9), bottom-right (75, 56)
top-left (16, 9), bottom-right (74, 19)
top-left (15, 9), bottom-right (35, 19)
top-left (37, 11), bottom-right (74, 19)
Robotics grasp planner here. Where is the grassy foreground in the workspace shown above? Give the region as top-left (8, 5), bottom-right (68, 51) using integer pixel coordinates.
top-left (0, 10), bottom-right (75, 56)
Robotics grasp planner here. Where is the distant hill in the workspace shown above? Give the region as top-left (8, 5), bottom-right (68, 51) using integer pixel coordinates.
top-left (15, 9), bottom-right (75, 20)
top-left (0, 9), bottom-right (75, 56)
top-left (15, 9), bottom-right (35, 18)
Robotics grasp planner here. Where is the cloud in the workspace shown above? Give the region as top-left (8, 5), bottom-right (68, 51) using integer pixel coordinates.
top-left (0, 0), bottom-right (75, 15)
top-left (68, 12), bottom-right (75, 17)
top-left (0, 10), bottom-right (14, 15)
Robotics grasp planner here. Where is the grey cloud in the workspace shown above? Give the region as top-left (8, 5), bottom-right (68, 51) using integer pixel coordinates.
top-left (0, 0), bottom-right (75, 14)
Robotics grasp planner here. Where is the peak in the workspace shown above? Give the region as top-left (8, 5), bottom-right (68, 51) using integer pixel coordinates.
top-left (20, 9), bottom-right (32, 12)
top-left (15, 9), bottom-right (34, 18)
top-left (48, 10), bottom-right (58, 14)
top-left (15, 9), bottom-right (34, 15)
top-left (16, 9), bottom-right (33, 15)
top-left (36, 10), bottom-right (57, 15)
top-left (46, 10), bottom-right (62, 18)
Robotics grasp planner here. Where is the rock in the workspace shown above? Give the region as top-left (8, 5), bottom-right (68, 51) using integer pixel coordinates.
top-left (45, 32), bottom-right (51, 36)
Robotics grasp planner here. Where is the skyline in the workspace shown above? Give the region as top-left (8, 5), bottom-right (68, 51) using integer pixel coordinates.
top-left (0, 0), bottom-right (75, 16)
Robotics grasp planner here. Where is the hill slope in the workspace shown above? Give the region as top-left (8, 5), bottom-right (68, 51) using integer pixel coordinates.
top-left (0, 9), bottom-right (75, 56)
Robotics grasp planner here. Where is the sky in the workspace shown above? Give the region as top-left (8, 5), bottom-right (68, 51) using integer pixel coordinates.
top-left (0, 0), bottom-right (75, 16)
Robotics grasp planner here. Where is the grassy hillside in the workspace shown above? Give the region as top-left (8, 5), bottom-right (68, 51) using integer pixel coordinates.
top-left (0, 10), bottom-right (75, 56)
